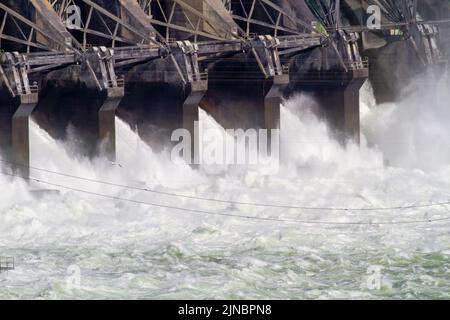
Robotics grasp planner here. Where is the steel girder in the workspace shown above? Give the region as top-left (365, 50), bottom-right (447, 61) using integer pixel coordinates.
top-left (0, 1), bottom-right (74, 52)
top-left (49, 0), bottom-right (161, 48)
top-left (138, 0), bottom-right (241, 41)
top-left (0, 1), bottom-right (333, 86)
top-left (227, 0), bottom-right (316, 36)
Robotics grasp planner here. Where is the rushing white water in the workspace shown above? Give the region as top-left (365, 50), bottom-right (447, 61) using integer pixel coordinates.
top-left (0, 75), bottom-right (450, 299)
top-left (363, 71), bottom-right (450, 171)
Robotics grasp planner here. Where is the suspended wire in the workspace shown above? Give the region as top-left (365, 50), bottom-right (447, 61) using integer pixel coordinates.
top-left (1, 158), bottom-right (450, 213)
top-left (2, 171), bottom-right (450, 227)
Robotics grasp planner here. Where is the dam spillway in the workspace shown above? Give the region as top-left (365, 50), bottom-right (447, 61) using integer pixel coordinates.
top-left (0, 0), bottom-right (446, 178)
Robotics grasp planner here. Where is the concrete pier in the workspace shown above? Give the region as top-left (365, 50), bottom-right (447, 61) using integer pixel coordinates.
top-left (344, 0), bottom-right (447, 104)
top-left (201, 56), bottom-right (288, 133)
top-left (1, 0), bottom-right (444, 178)
top-left (117, 49), bottom-right (207, 162)
top-left (35, 84), bottom-right (123, 160)
top-left (0, 256), bottom-right (14, 272)
top-left (0, 93), bottom-right (38, 178)
top-left (287, 46), bottom-right (368, 143)
top-left (183, 82), bottom-right (208, 164)
top-left (293, 71), bottom-right (367, 143)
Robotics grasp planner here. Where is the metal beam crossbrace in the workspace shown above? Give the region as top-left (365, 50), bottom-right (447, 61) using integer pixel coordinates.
top-left (230, 0), bottom-right (315, 37)
top-left (138, 0), bottom-right (239, 42)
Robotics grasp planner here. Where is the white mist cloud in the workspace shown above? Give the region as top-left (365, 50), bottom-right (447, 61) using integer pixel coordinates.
top-left (362, 70), bottom-right (450, 171)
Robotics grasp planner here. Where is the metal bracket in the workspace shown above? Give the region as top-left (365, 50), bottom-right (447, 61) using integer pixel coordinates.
top-left (0, 52), bottom-right (38, 104)
top-left (0, 257), bottom-right (14, 273)
top-left (338, 30), bottom-right (364, 70)
top-left (82, 46), bottom-right (124, 96)
top-left (417, 23), bottom-right (444, 65)
top-left (170, 41), bottom-right (207, 88)
top-left (250, 35), bottom-right (285, 79)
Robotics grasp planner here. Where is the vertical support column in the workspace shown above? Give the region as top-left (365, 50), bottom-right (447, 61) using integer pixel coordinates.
top-left (83, 47), bottom-right (124, 160)
top-left (12, 99), bottom-right (37, 179)
top-left (311, 72), bottom-right (367, 144)
top-left (99, 89), bottom-right (123, 161)
top-left (0, 52), bottom-right (39, 179)
top-left (314, 86), bottom-right (357, 144)
top-left (264, 85), bottom-right (280, 132)
top-left (250, 35), bottom-right (287, 134)
top-left (183, 82), bottom-right (207, 165)
top-left (171, 41), bottom-right (208, 165)
top-left (0, 94), bottom-right (39, 179)
top-left (264, 74), bottom-right (289, 132)
top-left (343, 79), bottom-right (363, 144)
top-left (33, 85), bottom-right (123, 162)
top-left (264, 74), bottom-right (288, 155)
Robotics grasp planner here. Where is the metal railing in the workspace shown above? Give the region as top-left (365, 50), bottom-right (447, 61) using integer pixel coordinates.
top-left (18, 83), bottom-right (39, 96)
top-left (117, 77), bottom-right (125, 87)
top-left (246, 33), bottom-right (259, 40)
top-left (30, 84), bottom-right (39, 94)
top-left (192, 72), bottom-right (208, 82)
top-left (107, 77), bottom-right (125, 88)
top-left (0, 257), bottom-right (14, 271)
top-left (349, 57), bottom-right (369, 70)
top-left (289, 57), bottom-right (369, 71)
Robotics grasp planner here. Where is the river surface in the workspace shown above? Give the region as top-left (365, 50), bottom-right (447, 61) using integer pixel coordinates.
top-left (0, 77), bottom-right (449, 299)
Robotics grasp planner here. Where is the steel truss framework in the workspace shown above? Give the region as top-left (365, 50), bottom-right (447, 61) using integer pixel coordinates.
top-left (1, 1), bottom-right (446, 95)
top-left (0, 2), bottom-right (71, 53)
top-left (227, 0), bottom-right (316, 36)
top-left (305, 0), bottom-right (338, 28)
top-left (0, 0), bottom-right (325, 180)
top-left (367, 0), bottom-right (417, 23)
top-left (138, 0), bottom-right (240, 42)
top-left (8, 0), bottom-right (447, 178)
top-left (337, 0), bottom-right (444, 65)
top-left (50, 0), bottom-right (160, 48)
top-left (10, 0), bottom-right (446, 104)
top-left (4, 0), bottom-right (418, 105)
top-left (0, 0), bottom-right (327, 86)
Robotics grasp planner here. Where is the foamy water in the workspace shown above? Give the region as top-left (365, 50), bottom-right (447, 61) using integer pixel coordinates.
top-left (0, 75), bottom-right (449, 299)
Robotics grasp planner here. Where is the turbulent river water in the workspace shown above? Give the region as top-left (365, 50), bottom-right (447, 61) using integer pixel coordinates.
top-left (0, 74), bottom-right (449, 299)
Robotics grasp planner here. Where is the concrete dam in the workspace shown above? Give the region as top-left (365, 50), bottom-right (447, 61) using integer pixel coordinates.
top-left (0, 0), bottom-right (446, 178)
